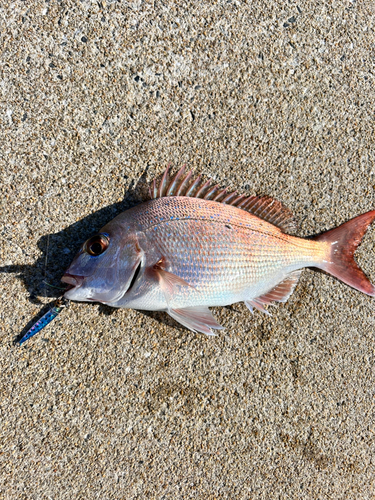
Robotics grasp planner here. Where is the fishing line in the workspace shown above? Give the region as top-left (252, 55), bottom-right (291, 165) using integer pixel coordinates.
top-left (42, 280), bottom-right (67, 291)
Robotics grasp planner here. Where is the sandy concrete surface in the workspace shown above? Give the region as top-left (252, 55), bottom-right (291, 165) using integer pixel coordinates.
top-left (1, 1), bottom-right (375, 498)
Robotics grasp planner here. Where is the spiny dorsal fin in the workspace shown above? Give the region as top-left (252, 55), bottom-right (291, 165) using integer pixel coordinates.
top-left (149, 166), bottom-right (297, 233)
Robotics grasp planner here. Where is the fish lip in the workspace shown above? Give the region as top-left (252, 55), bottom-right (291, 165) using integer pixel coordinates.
top-left (61, 273), bottom-right (85, 288)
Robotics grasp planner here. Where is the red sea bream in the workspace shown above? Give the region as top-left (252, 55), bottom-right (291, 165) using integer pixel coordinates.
top-left (62, 167), bottom-right (375, 335)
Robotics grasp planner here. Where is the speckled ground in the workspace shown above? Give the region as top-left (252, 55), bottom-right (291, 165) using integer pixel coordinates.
top-left (1, 1), bottom-right (375, 499)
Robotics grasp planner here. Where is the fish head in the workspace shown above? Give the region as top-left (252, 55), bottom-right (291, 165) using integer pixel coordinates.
top-left (62, 221), bottom-right (142, 304)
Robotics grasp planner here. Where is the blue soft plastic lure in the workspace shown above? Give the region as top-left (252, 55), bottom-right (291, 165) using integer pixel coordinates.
top-left (19, 297), bottom-right (69, 345)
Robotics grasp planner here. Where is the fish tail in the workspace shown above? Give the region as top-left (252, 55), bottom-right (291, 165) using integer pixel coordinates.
top-left (313, 210), bottom-right (375, 296)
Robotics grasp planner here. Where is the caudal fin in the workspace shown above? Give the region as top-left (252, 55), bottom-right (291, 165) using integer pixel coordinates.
top-left (313, 210), bottom-right (375, 296)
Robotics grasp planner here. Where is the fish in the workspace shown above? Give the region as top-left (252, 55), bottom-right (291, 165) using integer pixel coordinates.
top-left (60, 166), bottom-right (375, 336)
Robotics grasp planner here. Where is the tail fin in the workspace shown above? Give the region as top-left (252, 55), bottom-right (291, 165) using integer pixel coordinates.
top-left (313, 210), bottom-right (375, 296)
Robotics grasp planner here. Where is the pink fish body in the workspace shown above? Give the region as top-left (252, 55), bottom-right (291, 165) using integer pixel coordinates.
top-left (62, 167), bottom-right (375, 335)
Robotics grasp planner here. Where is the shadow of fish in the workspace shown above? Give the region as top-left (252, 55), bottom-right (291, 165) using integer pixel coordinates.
top-left (55, 166), bottom-right (375, 336)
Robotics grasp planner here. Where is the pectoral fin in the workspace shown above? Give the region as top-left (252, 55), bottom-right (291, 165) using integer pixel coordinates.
top-left (150, 258), bottom-right (222, 335)
top-left (168, 306), bottom-right (224, 336)
top-left (156, 268), bottom-right (194, 297)
top-left (151, 259), bottom-right (195, 307)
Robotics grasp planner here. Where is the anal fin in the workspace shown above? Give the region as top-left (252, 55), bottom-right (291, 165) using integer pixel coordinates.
top-left (245, 298), bottom-right (271, 315)
top-left (168, 306), bottom-right (224, 336)
top-left (245, 270), bottom-right (302, 314)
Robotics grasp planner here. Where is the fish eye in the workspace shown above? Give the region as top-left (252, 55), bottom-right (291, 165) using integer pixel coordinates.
top-left (84, 234), bottom-right (110, 256)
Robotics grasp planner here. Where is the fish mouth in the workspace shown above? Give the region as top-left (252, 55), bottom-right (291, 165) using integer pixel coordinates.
top-left (61, 273), bottom-right (85, 288)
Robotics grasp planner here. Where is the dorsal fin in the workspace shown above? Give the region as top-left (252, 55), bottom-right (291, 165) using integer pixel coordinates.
top-left (239, 195), bottom-right (297, 234)
top-left (149, 166), bottom-right (297, 233)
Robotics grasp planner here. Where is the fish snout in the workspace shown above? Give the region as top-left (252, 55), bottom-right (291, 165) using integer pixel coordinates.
top-left (61, 273), bottom-right (85, 288)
